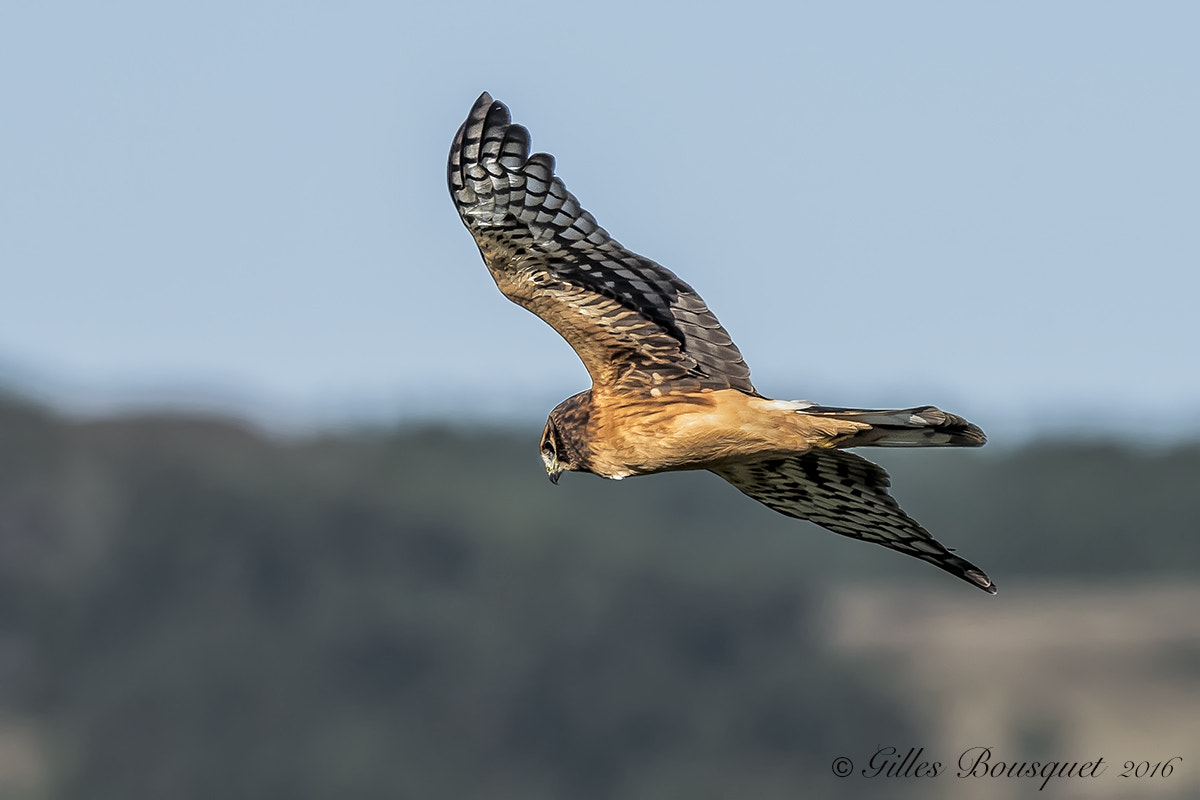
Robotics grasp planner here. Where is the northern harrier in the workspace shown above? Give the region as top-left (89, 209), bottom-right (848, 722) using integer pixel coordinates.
top-left (448, 93), bottom-right (995, 594)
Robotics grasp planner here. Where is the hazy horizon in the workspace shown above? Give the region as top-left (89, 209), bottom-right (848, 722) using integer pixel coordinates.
top-left (5, 364), bottom-right (1200, 448)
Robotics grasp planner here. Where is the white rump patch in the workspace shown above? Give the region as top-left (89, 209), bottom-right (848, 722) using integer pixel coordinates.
top-left (754, 399), bottom-right (816, 412)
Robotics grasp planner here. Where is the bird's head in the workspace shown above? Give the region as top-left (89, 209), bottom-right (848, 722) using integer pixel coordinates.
top-left (539, 419), bottom-right (565, 484)
top-left (540, 391), bottom-right (593, 484)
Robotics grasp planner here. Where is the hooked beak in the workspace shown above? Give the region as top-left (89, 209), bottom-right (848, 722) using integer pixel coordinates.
top-left (546, 462), bottom-right (562, 485)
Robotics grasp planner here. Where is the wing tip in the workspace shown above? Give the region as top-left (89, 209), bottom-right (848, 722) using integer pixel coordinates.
top-left (448, 92), bottom-right (516, 215)
top-left (965, 568), bottom-right (998, 595)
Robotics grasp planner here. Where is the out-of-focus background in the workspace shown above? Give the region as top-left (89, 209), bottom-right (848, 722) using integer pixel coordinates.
top-left (2, 2), bottom-right (1198, 798)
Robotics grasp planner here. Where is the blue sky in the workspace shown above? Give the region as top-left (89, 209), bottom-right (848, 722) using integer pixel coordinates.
top-left (2, 2), bottom-right (1198, 438)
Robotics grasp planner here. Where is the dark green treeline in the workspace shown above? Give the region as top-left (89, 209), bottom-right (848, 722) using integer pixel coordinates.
top-left (0, 393), bottom-right (1197, 799)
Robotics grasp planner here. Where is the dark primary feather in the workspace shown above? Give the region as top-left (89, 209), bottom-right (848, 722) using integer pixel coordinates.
top-left (448, 92), bottom-right (756, 395)
top-left (710, 450), bottom-right (996, 593)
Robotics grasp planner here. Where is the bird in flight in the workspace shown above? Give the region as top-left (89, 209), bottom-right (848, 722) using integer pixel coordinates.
top-left (448, 92), bottom-right (995, 594)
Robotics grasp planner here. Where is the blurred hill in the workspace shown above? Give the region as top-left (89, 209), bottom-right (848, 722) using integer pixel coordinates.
top-left (0, 390), bottom-right (1197, 799)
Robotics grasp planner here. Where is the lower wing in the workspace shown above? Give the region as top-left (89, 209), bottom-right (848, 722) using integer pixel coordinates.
top-left (710, 449), bottom-right (995, 593)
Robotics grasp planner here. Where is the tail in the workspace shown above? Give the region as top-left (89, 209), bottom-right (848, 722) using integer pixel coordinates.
top-left (801, 404), bottom-right (986, 448)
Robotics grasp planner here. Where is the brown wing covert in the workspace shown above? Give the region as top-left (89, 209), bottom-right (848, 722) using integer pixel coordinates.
top-left (448, 92), bottom-right (756, 396)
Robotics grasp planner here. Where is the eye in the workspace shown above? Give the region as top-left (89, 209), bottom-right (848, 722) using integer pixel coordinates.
top-left (541, 438), bottom-right (556, 458)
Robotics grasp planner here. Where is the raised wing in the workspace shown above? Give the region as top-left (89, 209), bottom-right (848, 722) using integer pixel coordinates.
top-left (710, 450), bottom-right (996, 593)
top-left (448, 92), bottom-right (756, 396)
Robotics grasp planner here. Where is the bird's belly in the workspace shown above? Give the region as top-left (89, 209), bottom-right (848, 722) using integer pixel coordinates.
top-left (589, 392), bottom-right (818, 477)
